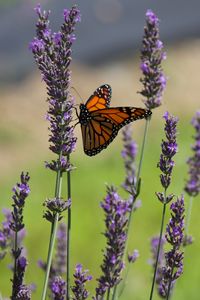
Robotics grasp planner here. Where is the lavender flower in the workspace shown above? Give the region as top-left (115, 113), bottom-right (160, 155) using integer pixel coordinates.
top-left (10, 172), bottom-right (30, 233)
top-left (71, 264), bottom-right (92, 300)
top-left (95, 187), bottom-right (131, 299)
top-left (159, 196), bottom-right (185, 298)
top-left (149, 113), bottom-right (178, 300)
top-left (9, 173), bottom-right (30, 300)
top-left (157, 112), bottom-right (178, 193)
top-left (43, 198), bottom-right (71, 222)
top-left (30, 4), bottom-right (81, 172)
top-left (121, 125), bottom-right (138, 194)
top-left (140, 9), bottom-right (166, 109)
top-left (185, 111), bottom-right (200, 196)
top-left (15, 284), bottom-right (31, 300)
top-left (50, 276), bottom-right (66, 300)
top-left (11, 257), bottom-right (30, 300)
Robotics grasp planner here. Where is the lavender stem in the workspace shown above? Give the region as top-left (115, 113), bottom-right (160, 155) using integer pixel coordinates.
top-left (128, 118), bottom-right (150, 236)
top-left (41, 213), bottom-right (59, 300)
top-left (185, 197), bottom-right (193, 237)
top-left (149, 191), bottom-right (167, 300)
top-left (112, 118), bottom-right (150, 300)
top-left (42, 155), bottom-right (63, 300)
top-left (107, 288), bottom-right (111, 300)
top-left (126, 118), bottom-right (150, 232)
top-left (66, 154), bottom-right (71, 300)
top-left (166, 264), bottom-right (174, 300)
top-left (136, 118), bottom-right (150, 186)
top-left (12, 231), bottom-right (18, 296)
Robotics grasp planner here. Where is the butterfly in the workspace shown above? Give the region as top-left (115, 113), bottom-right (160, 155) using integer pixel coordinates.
top-left (78, 84), bottom-right (152, 156)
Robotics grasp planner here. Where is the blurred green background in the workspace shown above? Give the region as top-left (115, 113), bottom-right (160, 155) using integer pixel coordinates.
top-left (0, 1), bottom-right (200, 299)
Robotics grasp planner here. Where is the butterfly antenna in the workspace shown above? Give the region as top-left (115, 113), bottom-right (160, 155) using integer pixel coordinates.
top-left (71, 86), bottom-right (84, 104)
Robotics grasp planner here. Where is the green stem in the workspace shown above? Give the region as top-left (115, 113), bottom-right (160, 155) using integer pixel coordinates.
top-left (166, 260), bottom-right (175, 300)
top-left (112, 285), bottom-right (117, 300)
top-left (41, 155), bottom-right (63, 300)
top-left (127, 118), bottom-right (150, 236)
top-left (66, 154), bottom-right (71, 300)
top-left (112, 118), bottom-right (150, 300)
top-left (149, 191), bottom-right (167, 300)
top-left (118, 264), bottom-right (131, 298)
top-left (41, 213), bottom-right (59, 300)
top-left (107, 288), bottom-right (111, 300)
top-left (185, 196), bottom-right (193, 237)
top-left (136, 118), bottom-right (150, 184)
top-left (11, 231), bottom-right (18, 297)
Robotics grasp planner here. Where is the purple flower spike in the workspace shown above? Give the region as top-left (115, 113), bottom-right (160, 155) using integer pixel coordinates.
top-left (50, 276), bottom-right (66, 300)
top-left (43, 198), bottom-right (71, 222)
top-left (11, 257), bottom-right (30, 300)
top-left (121, 125), bottom-right (138, 194)
top-left (159, 196), bottom-right (185, 298)
top-left (71, 264), bottom-right (92, 300)
top-left (30, 5), bottom-right (81, 172)
top-left (146, 9), bottom-right (159, 26)
top-left (10, 172), bottom-right (30, 233)
top-left (140, 9), bottom-right (166, 109)
top-left (15, 285), bottom-right (31, 300)
top-left (157, 112), bottom-right (178, 192)
top-left (95, 186), bottom-right (131, 299)
top-left (185, 111), bottom-right (200, 197)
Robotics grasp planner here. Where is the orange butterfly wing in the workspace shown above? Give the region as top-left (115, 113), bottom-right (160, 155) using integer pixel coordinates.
top-left (79, 85), bottom-right (152, 156)
top-left (85, 84), bottom-right (112, 111)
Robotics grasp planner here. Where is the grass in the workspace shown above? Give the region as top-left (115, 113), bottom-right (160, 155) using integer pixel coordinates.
top-left (0, 116), bottom-right (199, 300)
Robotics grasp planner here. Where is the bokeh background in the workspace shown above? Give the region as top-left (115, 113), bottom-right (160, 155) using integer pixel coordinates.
top-left (0, 0), bottom-right (200, 299)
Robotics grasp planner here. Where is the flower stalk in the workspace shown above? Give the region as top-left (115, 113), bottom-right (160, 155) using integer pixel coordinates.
top-left (95, 187), bottom-right (131, 300)
top-left (66, 154), bottom-right (72, 300)
top-left (149, 112), bottom-right (178, 300)
top-left (184, 111), bottom-right (200, 242)
top-left (160, 196), bottom-right (185, 299)
top-left (30, 4), bottom-right (80, 299)
top-left (10, 172), bottom-right (31, 299)
top-left (128, 7), bottom-right (167, 236)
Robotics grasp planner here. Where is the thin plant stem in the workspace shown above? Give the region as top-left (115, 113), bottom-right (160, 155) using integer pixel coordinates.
top-left (66, 154), bottom-right (71, 300)
top-left (166, 262), bottom-right (175, 300)
top-left (41, 155), bottom-right (63, 300)
top-left (127, 118), bottom-right (150, 235)
top-left (112, 285), bottom-right (117, 300)
top-left (41, 213), bottom-right (59, 300)
top-left (112, 118), bottom-right (150, 300)
top-left (149, 190), bottom-right (167, 300)
top-left (107, 288), bottom-right (111, 300)
top-left (118, 264), bottom-right (131, 298)
top-left (185, 196), bottom-right (193, 237)
top-left (136, 117), bottom-right (150, 186)
top-left (11, 231), bottom-right (18, 297)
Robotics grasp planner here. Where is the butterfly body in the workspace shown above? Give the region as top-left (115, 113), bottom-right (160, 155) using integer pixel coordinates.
top-left (78, 84), bottom-right (152, 156)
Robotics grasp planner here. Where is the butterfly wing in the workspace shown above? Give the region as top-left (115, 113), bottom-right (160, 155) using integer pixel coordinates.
top-left (93, 107), bottom-right (151, 127)
top-left (81, 107), bottom-right (151, 156)
top-left (85, 84), bottom-right (112, 111)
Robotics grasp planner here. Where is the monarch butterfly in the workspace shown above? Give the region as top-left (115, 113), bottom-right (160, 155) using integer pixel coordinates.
top-left (78, 84), bottom-right (152, 156)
